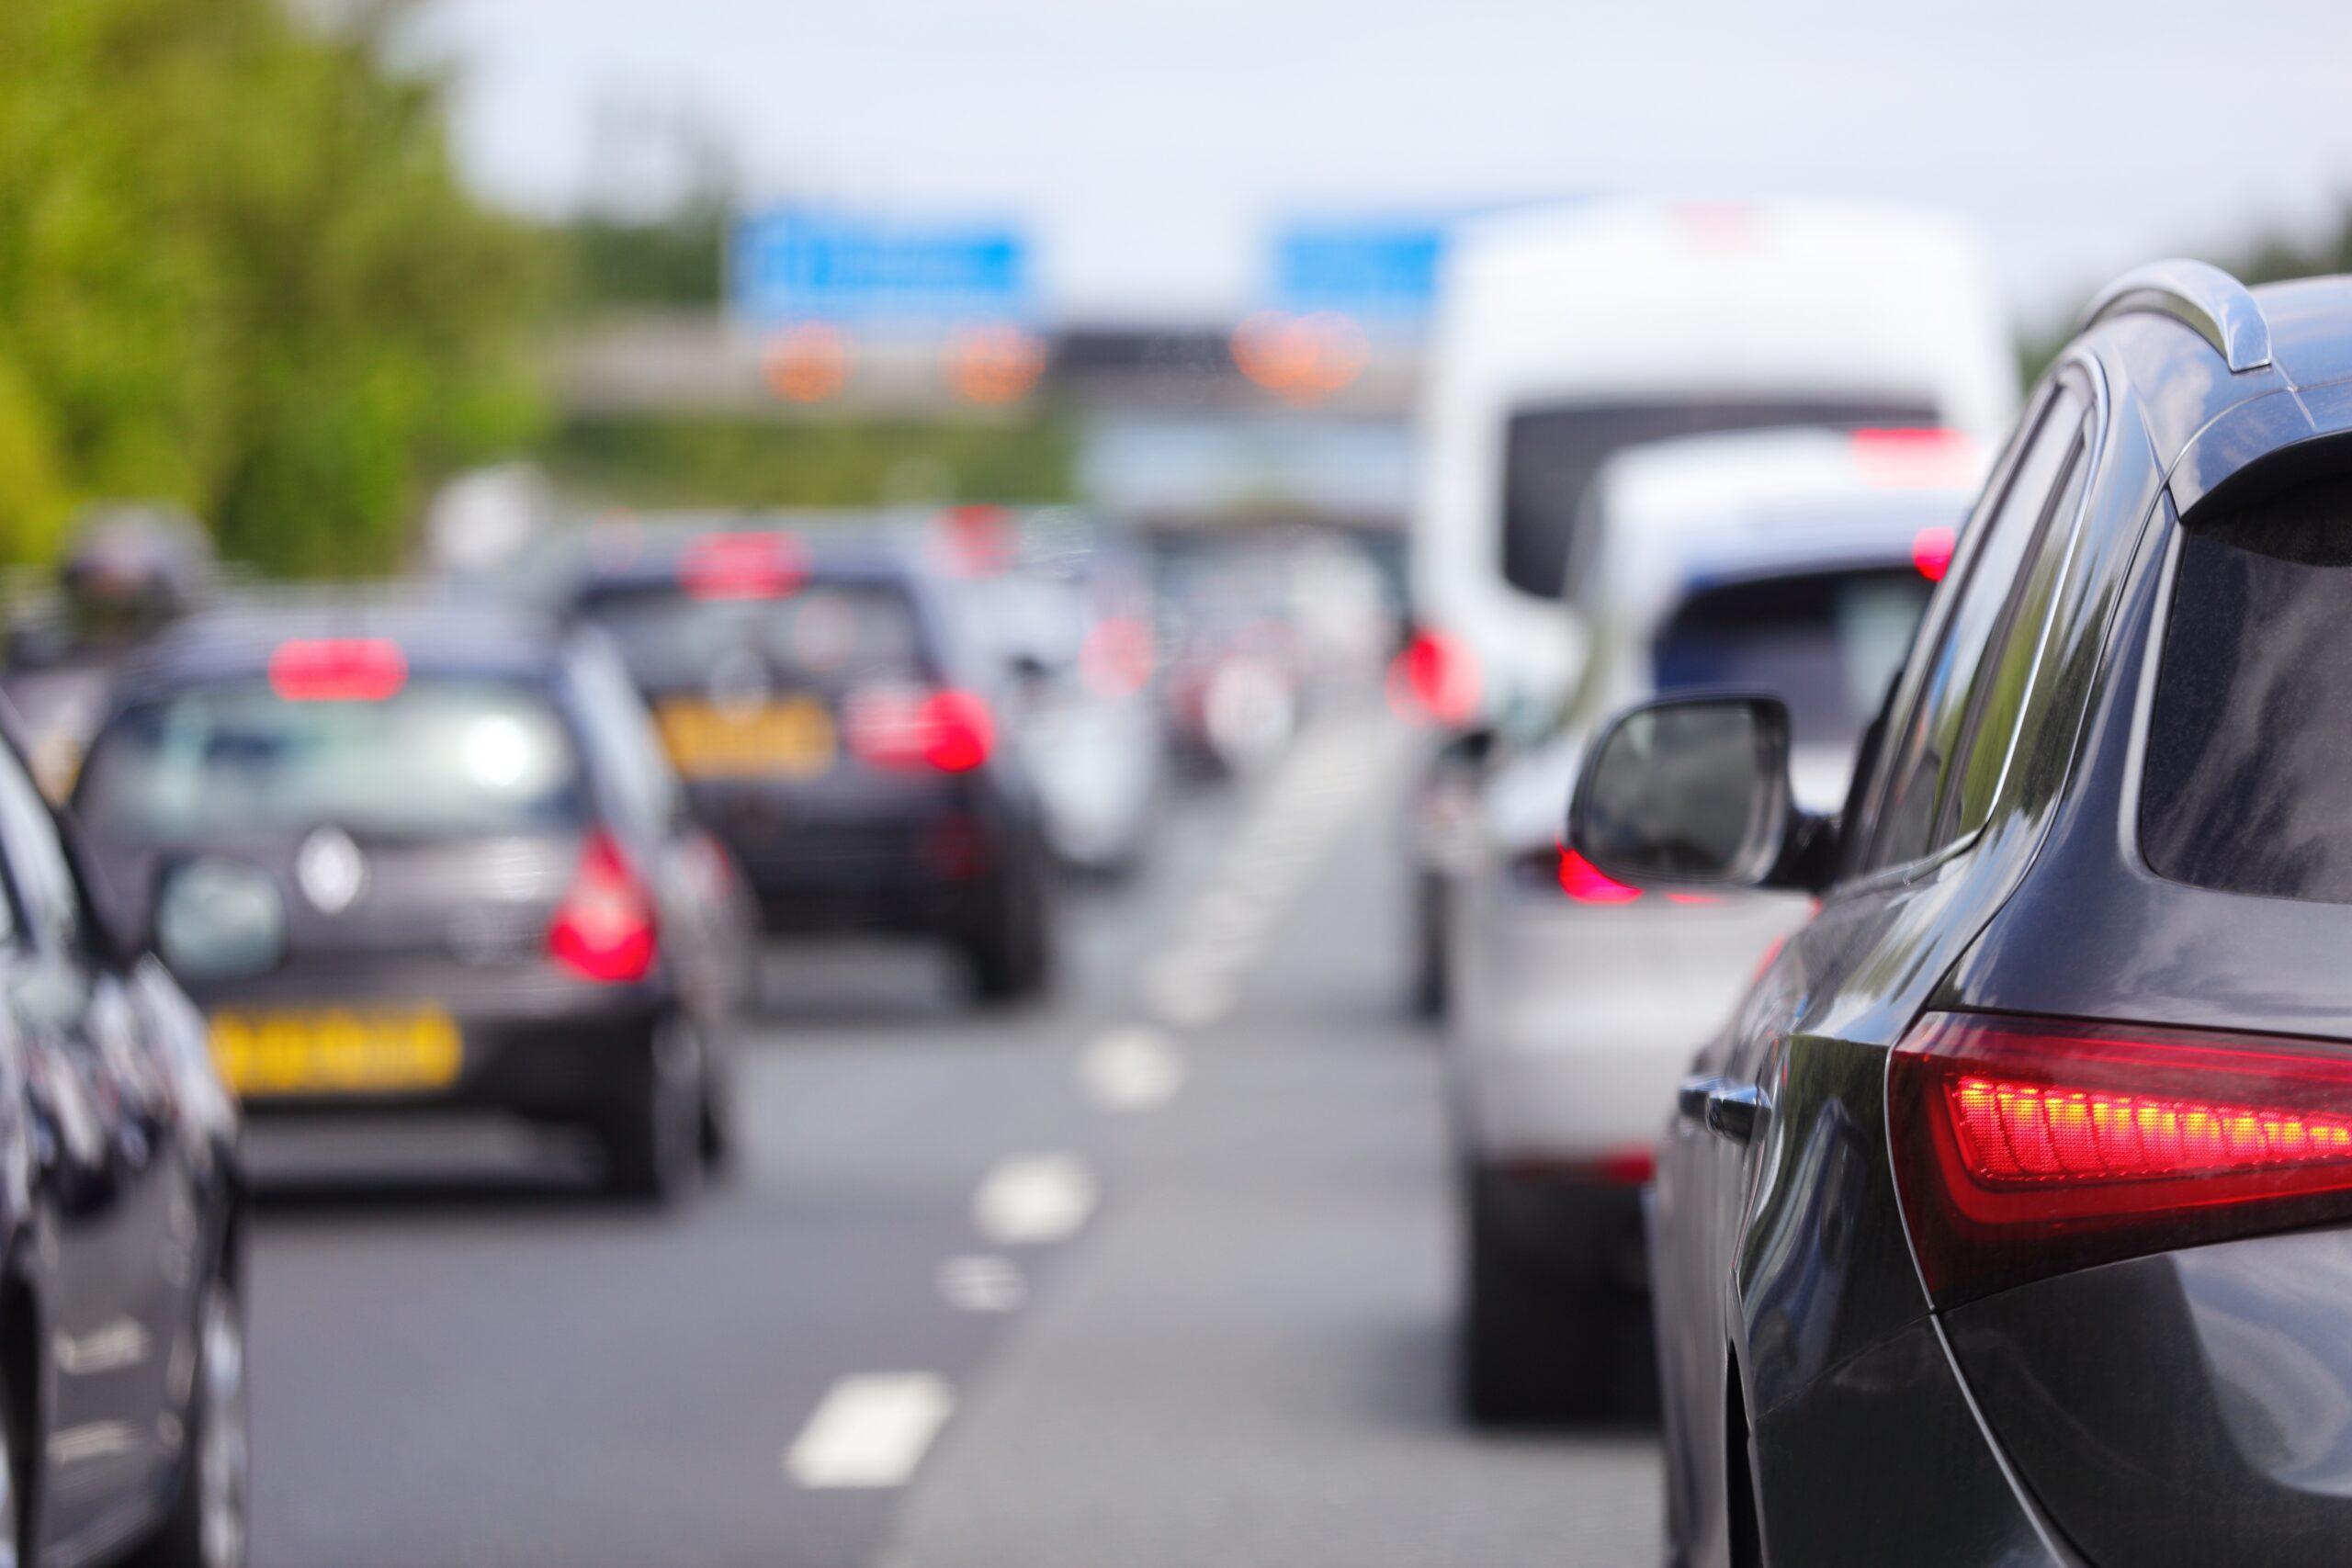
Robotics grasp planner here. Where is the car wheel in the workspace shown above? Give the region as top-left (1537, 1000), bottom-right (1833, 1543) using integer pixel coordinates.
top-left (129, 1272), bottom-right (249, 1568)
top-left (967, 864), bottom-right (1052, 1006)
top-left (0, 1363), bottom-right (21, 1568)
top-left (1458, 1169), bottom-right (1656, 1427)
top-left (603, 1018), bottom-right (705, 1203)
top-left (1410, 870), bottom-right (1450, 1021)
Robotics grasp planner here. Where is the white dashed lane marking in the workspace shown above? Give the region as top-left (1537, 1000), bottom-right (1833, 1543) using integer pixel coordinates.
top-left (936, 1254), bottom-right (1028, 1314)
top-left (784, 1374), bottom-right (956, 1489)
top-left (972, 1154), bottom-right (1099, 1246)
top-left (1080, 1026), bottom-right (1186, 1112)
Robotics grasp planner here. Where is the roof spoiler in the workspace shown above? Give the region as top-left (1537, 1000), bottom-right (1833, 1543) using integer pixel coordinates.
top-left (2080, 259), bottom-right (2272, 374)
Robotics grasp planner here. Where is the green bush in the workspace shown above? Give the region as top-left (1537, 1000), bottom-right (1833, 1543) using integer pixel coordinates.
top-left (544, 413), bottom-right (1077, 512)
top-left (0, 0), bottom-right (550, 573)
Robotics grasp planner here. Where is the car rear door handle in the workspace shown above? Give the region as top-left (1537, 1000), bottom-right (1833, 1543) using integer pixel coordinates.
top-left (1678, 1077), bottom-right (1767, 1144)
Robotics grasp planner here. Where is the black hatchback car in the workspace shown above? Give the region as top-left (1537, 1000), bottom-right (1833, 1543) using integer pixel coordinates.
top-left (1573, 262), bottom-right (2352, 1566)
top-left (0, 705), bottom-right (245, 1568)
top-left (562, 524), bottom-right (1053, 1002)
top-left (70, 600), bottom-right (749, 1202)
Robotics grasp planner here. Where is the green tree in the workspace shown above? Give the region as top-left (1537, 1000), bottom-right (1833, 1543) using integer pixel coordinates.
top-left (0, 0), bottom-right (550, 574)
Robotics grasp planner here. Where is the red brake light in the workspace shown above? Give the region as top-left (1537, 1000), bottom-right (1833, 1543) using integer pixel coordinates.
top-left (844, 686), bottom-right (994, 773)
top-left (1910, 525), bottom-right (1958, 582)
top-left (1892, 1012), bottom-right (2352, 1303)
top-left (1080, 615), bottom-right (1155, 697)
top-left (681, 532), bottom-right (804, 600)
top-left (1556, 847), bottom-right (1643, 906)
top-left (1385, 628), bottom-right (1480, 727)
top-left (268, 638), bottom-right (407, 702)
top-left (548, 831), bottom-right (657, 984)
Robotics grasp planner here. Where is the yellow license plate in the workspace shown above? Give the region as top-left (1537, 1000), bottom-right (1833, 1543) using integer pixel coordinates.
top-left (209, 1008), bottom-right (462, 1096)
top-left (655, 697), bottom-right (836, 779)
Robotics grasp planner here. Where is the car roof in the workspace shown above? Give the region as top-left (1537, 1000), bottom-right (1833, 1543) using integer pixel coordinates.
top-left (2082, 268), bottom-right (2352, 502)
top-left (1430, 197), bottom-right (2019, 442)
top-left (110, 592), bottom-right (569, 701)
top-left (560, 513), bottom-right (934, 597)
top-left (1585, 427), bottom-right (1977, 634)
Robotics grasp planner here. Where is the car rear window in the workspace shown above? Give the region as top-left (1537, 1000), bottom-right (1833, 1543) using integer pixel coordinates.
top-left (578, 580), bottom-right (928, 694)
top-left (1499, 397), bottom-right (1940, 599)
top-left (1652, 566), bottom-right (1930, 750)
top-left (76, 677), bottom-right (585, 840)
top-left (2143, 474), bottom-right (2352, 902)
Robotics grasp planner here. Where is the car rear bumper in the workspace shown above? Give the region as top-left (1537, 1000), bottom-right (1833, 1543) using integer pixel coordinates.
top-left (692, 783), bottom-right (1021, 937)
top-left (1446, 879), bottom-right (1807, 1160)
top-left (200, 981), bottom-right (667, 1129)
top-left (1942, 1225), bottom-right (2352, 1567)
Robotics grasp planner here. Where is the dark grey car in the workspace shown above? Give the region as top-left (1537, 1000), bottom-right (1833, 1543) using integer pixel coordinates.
top-left (71, 599), bottom-right (752, 1203)
top-left (1572, 262), bottom-right (2352, 1565)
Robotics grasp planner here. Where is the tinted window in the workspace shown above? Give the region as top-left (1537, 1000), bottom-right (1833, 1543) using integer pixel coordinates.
top-left (1867, 389), bottom-right (2086, 868)
top-left (1499, 396), bottom-right (1939, 599)
top-left (565, 638), bottom-right (683, 837)
top-left (2143, 474), bottom-right (2352, 902)
top-left (1652, 567), bottom-right (1932, 750)
top-left (579, 581), bottom-right (929, 695)
top-left (1945, 453), bottom-right (2089, 837)
top-left (76, 678), bottom-right (586, 841)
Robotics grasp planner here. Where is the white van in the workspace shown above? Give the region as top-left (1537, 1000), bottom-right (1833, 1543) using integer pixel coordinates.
top-left (1398, 198), bottom-right (2016, 1018)
top-left (1403, 197), bottom-right (2017, 736)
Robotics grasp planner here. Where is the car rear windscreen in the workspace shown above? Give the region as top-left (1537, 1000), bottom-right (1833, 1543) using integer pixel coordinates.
top-left (1652, 566), bottom-right (1930, 750)
top-left (76, 678), bottom-right (584, 840)
top-left (1500, 398), bottom-right (1940, 599)
top-left (2143, 475), bottom-right (2352, 902)
top-left (578, 580), bottom-right (928, 694)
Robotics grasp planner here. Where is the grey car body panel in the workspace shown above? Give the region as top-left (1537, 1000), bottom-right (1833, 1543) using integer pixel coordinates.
top-left (1656, 279), bottom-right (2352, 1566)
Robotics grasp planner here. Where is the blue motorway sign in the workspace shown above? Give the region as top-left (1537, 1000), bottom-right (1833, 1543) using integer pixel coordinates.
top-left (1270, 219), bottom-right (1446, 321)
top-left (731, 209), bottom-right (1032, 326)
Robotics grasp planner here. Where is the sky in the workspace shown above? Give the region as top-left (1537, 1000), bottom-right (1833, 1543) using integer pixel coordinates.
top-left (420, 0), bottom-right (2352, 329)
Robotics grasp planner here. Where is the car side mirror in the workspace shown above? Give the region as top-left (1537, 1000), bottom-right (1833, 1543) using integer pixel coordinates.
top-left (1566, 694), bottom-right (1836, 893)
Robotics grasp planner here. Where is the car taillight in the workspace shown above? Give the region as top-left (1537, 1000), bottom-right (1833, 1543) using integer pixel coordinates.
top-left (1385, 628), bottom-right (1479, 727)
top-left (1891, 1012), bottom-right (2352, 1304)
top-left (548, 832), bottom-right (657, 984)
top-left (1910, 526), bottom-right (1958, 582)
top-left (1556, 847), bottom-right (1643, 905)
top-left (844, 686), bottom-right (994, 773)
top-left (1080, 615), bottom-right (1155, 697)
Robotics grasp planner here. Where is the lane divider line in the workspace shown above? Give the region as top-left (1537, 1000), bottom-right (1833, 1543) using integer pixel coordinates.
top-left (784, 1373), bottom-right (955, 1489)
top-left (972, 1154), bottom-right (1099, 1246)
top-left (1080, 1026), bottom-right (1186, 1112)
top-left (935, 1254), bottom-right (1027, 1314)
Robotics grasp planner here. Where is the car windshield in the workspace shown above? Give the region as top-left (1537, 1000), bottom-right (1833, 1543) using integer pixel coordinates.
top-left (1502, 398), bottom-right (1939, 599)
top-left (2143, 474), bottom-right (2352, 902)
top-left (1651, 565), bottom-right (1931, 750)
top-left (75, 676), bottom-right (585, 840)
top-left (578, 579), bottom-right (928, 694)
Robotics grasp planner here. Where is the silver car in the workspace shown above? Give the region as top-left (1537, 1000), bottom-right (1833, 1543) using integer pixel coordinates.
top-left (1445, 426), bottom-right (1980, 1422)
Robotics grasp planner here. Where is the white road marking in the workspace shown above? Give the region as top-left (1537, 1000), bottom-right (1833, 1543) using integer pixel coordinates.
top-left (972, 1154), bottom-right (1099, 1245)
top-left (1080, 1026), bottom-right (1186, 1111)
top-left (936, 1254), bottom-right (1028, 1313)
top-left (1135, 711), bottom-right (1406, 1033)
top-left (784, 1374), bottom-right (955, 1489)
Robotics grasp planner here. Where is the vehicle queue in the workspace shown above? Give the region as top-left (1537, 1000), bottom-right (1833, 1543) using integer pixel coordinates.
top-left (0, 201), bottom-right (2344, 1568)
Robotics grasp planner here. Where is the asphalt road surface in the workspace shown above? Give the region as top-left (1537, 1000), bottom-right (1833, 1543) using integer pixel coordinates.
top-left (243, 710), bottom-right (1664, 1568)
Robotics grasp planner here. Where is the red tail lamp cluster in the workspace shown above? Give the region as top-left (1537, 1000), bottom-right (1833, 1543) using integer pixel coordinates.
top-left (844, 686), bottom-right (995, 773)
top-left (1892, 1012), bottom-right (2352, 1303)
top-left (549, 831), bottom-right (659, 984)
top-left (1385, 628), bottom-right (1480, 727)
